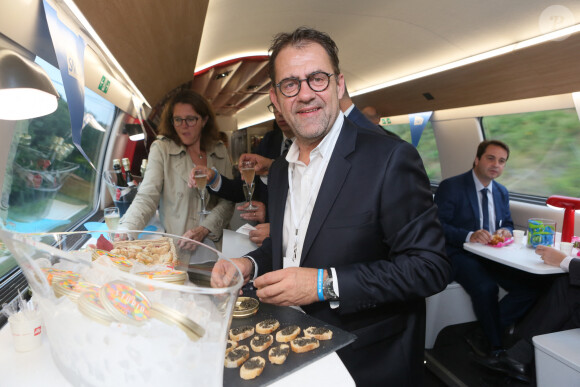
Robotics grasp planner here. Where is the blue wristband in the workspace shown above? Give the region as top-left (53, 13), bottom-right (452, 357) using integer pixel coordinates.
top-left (208, 167), bottom-right (219, 186)
top-left (317, 269), bottom-right (324, 301)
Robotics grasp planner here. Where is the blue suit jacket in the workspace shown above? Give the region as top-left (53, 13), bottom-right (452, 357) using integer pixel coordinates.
top-left (247, 118), bottom-right (451, 384)
top-left (434, 170), bottom-right (514, 257)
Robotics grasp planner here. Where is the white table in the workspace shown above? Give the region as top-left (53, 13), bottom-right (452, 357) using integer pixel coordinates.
top-left (463, 241), bottom-right (565, 274)
top-left (0, 324), bottom-right (354, 386)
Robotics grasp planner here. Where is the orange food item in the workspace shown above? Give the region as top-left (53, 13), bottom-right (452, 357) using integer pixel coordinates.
top-left (489, 234), bottom-right (505, 246)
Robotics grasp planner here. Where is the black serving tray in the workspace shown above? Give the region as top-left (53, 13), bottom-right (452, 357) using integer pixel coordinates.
top-left (223, 292), bottom-right (356, 386)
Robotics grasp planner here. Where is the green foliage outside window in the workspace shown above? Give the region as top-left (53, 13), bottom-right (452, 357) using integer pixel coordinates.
top-left (483, 109), bottom-right (580, 198)
top-left (381, 122), bottom-right (442, 183)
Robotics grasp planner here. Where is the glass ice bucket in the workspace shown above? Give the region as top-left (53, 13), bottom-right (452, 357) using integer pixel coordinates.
top-left (0, 229), bottom-right (243, 387)
top-left (102, 170), bottom-right (142, 217)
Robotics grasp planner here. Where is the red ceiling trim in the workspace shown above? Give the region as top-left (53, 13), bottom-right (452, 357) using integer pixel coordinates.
top-left (194, 55), bottom-right (270, 76)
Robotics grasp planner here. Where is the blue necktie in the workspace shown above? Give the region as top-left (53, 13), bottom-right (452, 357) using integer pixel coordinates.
top-left (481, 188), bottom-right (490, 231)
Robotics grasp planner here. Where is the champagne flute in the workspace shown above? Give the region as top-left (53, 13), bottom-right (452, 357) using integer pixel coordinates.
top-left (104, 207), bottom-right (120, 241)
top-left (240, 160), bottom-right (258, 210)
top-left (194, 166), bottom-right (211, 215)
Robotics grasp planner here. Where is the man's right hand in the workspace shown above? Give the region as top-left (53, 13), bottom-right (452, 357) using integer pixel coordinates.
top-left (469, 229), bottom-right (492, 244)
top-left (238, 154), bottom-right (273, 176)
top-left (211, 257), bottom-right (254, 289)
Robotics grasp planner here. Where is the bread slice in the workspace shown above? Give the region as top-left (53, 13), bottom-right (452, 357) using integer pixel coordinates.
top-left (224, 345), bottom-right (250, 368)
top-left (250, 334), bottom-right (273, 352)
top-left (240, 356), bottom-right (266, 380)
top-left (256, 318), bottom-right (280, 334)
top-left (268, 344), bottom-right (290, 365)
top-left (226, 339), bottom-right (238, 354)
top-left (290, 337), bottom-right (320, 353)
top-left (229, 325), bottom-right (255, 341)
top-left (275, 325), bottom-right (300, 342)
top-left (303, 326), bottom-right (333, 340)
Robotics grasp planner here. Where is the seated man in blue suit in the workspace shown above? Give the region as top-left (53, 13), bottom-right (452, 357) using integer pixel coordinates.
top-left (434, 139), bottom-right (539, 382)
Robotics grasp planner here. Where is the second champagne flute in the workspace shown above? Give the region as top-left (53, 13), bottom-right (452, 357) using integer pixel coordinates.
top-left (240, 160), bottom-right (257, 210)
top-left (194, 166), bottom-right (211, 215)
top-left (103, 206), bottom-right (120, 241)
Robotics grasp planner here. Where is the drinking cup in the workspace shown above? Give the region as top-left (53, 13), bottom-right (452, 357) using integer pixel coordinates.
top-left (9, 312), bottom-right (42, 352)
top-left (513, 229), bottom-right (525, 244)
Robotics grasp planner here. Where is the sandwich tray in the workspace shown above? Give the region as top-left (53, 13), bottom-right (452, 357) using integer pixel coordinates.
top-left (223, 290), bottom-right (356, 386)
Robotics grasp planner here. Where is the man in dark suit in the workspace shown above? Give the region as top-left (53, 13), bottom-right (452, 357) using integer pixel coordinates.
top-left (219, 27), bottom-right (451, 385)
top-left (434, 140), bottom-right (539, 380)
top-left (207, 105), bottom-right (294, 205)
top-left (201, 103), bottom-right (293, 246)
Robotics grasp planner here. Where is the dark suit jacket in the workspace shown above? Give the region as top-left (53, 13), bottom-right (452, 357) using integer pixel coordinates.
top-left (434, 170), bottom-right (514, 258)
top-left (515, 258), bottom-right (580, 344)
top-left (248, 118), bottom-right (451, 385)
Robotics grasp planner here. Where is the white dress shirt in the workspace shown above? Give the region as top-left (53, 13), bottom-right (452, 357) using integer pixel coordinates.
top-left (282, 114), bottom-right (343, 268)
top-left (466, 170), bottom-right (497, 242)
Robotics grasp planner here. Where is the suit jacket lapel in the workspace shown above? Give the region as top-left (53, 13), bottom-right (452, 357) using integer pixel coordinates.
top-left (465, 172), bottom-right (480, 227)
top-left (300, 121), bottom-right (356, 265)
top-left (269, 160), bottom-right (289, 271)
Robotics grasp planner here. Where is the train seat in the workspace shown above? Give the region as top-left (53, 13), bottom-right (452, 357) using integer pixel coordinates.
top-left (425, 281), bottom-right (476, 349)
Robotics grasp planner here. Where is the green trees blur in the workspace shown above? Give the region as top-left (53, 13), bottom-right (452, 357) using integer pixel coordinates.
top-left (384, 108), bottom-right (580, 198)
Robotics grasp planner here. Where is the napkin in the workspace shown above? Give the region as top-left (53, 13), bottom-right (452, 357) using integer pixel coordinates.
top-left (236, 223), bottom-right (257, 236)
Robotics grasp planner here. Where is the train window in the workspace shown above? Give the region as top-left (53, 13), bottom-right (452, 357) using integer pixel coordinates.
top-left (482, 109), bottom-right (580, 198)
top-left (0, 58), bottom-right (115, 273)
top-left (382, 122), bottom-right (442, 183)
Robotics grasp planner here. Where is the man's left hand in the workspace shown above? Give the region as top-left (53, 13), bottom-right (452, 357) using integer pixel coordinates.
top-left (535, 245), bottom-right (566, 267)
top-left (238, 201), bottom-right (266, 223)
top-left (253, 267), bottom-right (321, 306)
top-left (496, 228), bottom-right (512, 239)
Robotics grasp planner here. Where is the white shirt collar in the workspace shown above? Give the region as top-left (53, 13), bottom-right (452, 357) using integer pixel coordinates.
top-left (342, 103), bottom-right (355, 117)
top-left (472, 169), bottom-right (492, 193)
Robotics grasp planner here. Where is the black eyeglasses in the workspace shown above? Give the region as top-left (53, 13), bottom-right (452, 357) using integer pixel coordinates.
top-left (275, 71), bottom-right (335, 97)
top-left (267, 103), bottom-right (276, 113)
top-left (172, 116), bottom-right (200, 127)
